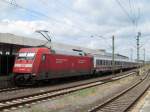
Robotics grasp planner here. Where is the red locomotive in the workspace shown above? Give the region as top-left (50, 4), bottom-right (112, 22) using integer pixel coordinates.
top-left (13, 47), bottom-right (93, 85)
top-left (13, 47), bottom-right (138, 85)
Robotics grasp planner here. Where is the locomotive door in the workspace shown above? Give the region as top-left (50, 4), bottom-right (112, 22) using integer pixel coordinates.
top-left (70, 57), bottom-right (75, 75)
top-left (71, 62), bottom-right (75, 73)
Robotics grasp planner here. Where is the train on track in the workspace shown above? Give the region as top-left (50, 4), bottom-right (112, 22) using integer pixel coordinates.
top-left (13, 47), bottom-right (139, 85)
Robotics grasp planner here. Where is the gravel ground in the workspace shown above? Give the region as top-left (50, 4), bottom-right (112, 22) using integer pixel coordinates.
top-left (12, 73), bottom-right (141, 112)
top-left (128, 89), bottom-right (150, 112)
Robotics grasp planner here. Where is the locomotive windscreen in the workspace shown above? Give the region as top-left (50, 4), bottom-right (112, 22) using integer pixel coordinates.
top-left (17, 53), bottom-right (35, 60)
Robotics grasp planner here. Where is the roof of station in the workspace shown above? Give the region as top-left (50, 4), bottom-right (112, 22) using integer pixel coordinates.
top-left (0, 33), bottom-right (105, 54)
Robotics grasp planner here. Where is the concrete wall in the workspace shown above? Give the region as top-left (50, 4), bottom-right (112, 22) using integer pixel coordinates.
top-left (0, 76), bottom-right (14, 89)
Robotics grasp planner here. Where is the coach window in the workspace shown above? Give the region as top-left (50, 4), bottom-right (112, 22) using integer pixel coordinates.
top-left (106, 60), bottom-right (108, 65)
top-left (104, 60), bottom-right (106, 65)
top-left (96, 60), bottom-right (99, 65)
top-left (101, 60), bottom-right (103, 65)
top-left (96, 60), bottom-right (98, 65)
top-left (103, 60), bottom-right (105, 65)
top-left (42, 54), bottom-right (46, 62)
top-left (99, 60), bottom-right (101, 65)
top-left (108, 61), bottom-right (110, 66)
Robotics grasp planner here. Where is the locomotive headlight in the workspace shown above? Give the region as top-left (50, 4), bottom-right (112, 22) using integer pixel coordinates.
top-left (14, 64), bottom-right (20, 67)
top-left (32, 73), bottom-right (36, 76)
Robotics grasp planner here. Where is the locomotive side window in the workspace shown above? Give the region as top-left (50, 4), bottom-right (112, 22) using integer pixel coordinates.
top-left (42, 54), bottom-right (46, 62)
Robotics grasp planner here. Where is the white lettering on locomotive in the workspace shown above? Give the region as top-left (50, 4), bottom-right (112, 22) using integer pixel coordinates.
top-left (14, 64), bottom-right (32, 67)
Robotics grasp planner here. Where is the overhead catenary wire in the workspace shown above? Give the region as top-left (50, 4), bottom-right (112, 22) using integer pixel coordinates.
top-left (1, 0), bottom-right (92, 35)
top-left (115, 0), bottom-right (135, 25)
top-left (128, 0), bottom-right (135, 24)
top-left (131, 0), bottom-right (140, 28)
top-left (132, 0), bottom-right (141, 29)
top-left (130, 0), bottom-right (136, 25)
top-left (1, 0), bottom-right (69, 23)
top-left (128, 0), bottom-right (133, 16)
top-left (135, 7), bottom-right (141, 28)
top-left (116, 0), bottom-right (141, 29)
top-left (139, 38), bottom-right (150, 48)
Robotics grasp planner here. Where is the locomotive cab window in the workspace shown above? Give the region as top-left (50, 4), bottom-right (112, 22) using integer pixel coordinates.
top-left (17, 53), bottom-right (27, 60)
top-left (26, 53), bottom-right (35, 60)
top-left (17, 52), bottom-right (35, 60)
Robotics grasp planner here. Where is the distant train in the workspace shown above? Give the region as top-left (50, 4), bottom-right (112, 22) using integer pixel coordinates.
top-left (13, 47), bottom-right (138, 85)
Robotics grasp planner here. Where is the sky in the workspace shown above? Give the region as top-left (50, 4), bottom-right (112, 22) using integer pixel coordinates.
top-left (0, 0), bottom-right (149, 60)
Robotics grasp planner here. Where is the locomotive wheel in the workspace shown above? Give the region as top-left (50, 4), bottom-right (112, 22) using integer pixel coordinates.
top-left (14, 75), bottom-right (37, 86)
top-left (14, 75), bottom-right (26, 86)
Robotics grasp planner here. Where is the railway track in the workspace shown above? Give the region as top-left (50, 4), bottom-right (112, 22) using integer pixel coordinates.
top-left (0, 70), bottom-right (135, 96)
top-left (0, 87), bottom-right (25, 93)
top-left (0, 70), bottom-right (136, 111)
top-left (88, 70), bottom-right (150, 112)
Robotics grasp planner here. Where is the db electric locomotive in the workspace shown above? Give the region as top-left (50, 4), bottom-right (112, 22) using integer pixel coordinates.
top-left (13, 47), bottom-right (138, 85)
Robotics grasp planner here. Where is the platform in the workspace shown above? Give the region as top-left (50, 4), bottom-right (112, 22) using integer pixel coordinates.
top-left (131, 89), bottom-right (150, 112)
top-left (139, 90), bottom-right (150, 112)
